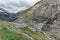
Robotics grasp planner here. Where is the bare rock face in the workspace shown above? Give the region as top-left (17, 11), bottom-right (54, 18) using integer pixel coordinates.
top-left (15, 0), bottom-right (60, 40)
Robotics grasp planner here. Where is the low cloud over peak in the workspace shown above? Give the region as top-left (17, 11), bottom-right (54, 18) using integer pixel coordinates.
top-left (0, 0), bottom-right (40, 13)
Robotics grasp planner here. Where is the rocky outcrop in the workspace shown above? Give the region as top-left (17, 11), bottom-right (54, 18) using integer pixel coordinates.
top-left (15, 0), bottom-right (60, 40)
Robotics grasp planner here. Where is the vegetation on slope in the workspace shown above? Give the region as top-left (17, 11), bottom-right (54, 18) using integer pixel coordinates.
top-left (0, 21), bottom-right (50, 40)
top-left (20, 27), bottom-right (50, 40)
top-left (0, 21), bottom-right (28, 40)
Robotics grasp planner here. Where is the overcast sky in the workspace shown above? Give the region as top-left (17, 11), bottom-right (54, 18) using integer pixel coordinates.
top-left (0, 0), bottom-right (40, 13)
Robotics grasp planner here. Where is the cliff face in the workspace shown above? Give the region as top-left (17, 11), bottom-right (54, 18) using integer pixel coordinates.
top-left (15, 0), bottom-right (60, 40)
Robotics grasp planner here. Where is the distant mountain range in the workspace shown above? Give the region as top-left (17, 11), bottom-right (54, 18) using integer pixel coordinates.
top-left (0, 8), bottom-right (16, 22)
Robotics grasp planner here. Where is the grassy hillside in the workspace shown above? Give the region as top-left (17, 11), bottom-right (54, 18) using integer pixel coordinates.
top-left (20, 27), bottom-right (50, 40)
top-left (0, 21), bottom-right (28, 40)
top-left (0, 21), bottom-right (50, 40)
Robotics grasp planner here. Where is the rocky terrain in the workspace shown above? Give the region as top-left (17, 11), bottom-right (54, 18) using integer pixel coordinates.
top-left (15, 0), bottom-right (60, 40)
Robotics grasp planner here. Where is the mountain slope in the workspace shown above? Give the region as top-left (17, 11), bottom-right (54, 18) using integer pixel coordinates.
top-left (20, 27), bottom-right (50, 40)
top-left (15, 0), bottom-right (60, 30)
top-left (0, 21), bottom-right (50, 40)
top-left (15, 0), bottom-right (60, 40)
top-left (0, 21), bottom-right (30, 40)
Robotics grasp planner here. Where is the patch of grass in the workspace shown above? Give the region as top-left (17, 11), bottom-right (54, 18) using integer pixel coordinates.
top-left (0, 21), bottom-right (28, 40)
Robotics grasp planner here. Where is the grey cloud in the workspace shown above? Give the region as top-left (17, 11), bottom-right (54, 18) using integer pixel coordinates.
top-left (0, 0), bottom-right (40, 13)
